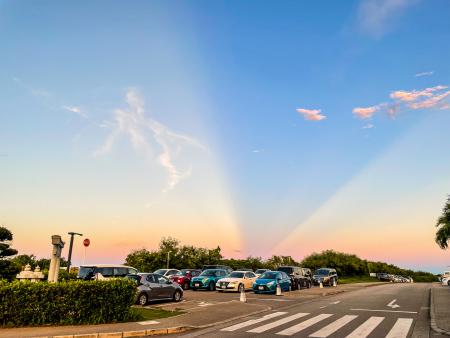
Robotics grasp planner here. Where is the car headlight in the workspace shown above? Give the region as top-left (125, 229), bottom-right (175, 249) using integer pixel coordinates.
top-left (267, 281), bottom-right (275, 286)
top-left (202, 278), bottom-right (209, 283)
top-left (323, 277), bottom-right (329, 280)
top-left (228, 282), bottom-right (236, 286)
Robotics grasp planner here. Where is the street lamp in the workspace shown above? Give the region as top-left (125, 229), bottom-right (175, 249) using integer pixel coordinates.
top-left (67, 232), bottom-right (83, 272)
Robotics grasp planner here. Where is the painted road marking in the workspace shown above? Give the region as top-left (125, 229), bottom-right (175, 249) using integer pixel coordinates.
top-left (345, 316), bottom-right (384, 338)
top-left (221, 312), bottom-right (287, 332)
top-left (247, 313), bottom-right (309, 333)
top-left (351, 308), bottom-right (417, 314)
top-left (138, 320), bottom-right (160, 325)
top-left (309, 315), bottom-right (358, 337)
top-left (276, 314), bottom-right (333, 336)
top-left (385, 318), bottom-right (414, 338)
top-left (387, 299), bottom-right (400, 309)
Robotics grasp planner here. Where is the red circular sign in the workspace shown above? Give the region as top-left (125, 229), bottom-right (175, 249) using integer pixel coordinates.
top-left (83, 238), bottom-right (90, 247)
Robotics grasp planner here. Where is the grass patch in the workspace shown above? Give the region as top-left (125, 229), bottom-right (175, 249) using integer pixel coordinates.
top-left (338, 276), bottom-right (381, 284)
top-left (130, 307), bottom-right (184, 321)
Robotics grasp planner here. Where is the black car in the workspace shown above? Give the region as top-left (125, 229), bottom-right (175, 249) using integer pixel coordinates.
top-left (277, 266), bottom-right (311, 290)
top-left (126, 273), bottom-right (184, 305)
top-left (313, 268), bottom-right (338, 286)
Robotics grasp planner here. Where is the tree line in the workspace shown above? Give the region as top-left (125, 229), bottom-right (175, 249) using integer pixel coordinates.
top-left (125, 237), bottom-right (438, 282)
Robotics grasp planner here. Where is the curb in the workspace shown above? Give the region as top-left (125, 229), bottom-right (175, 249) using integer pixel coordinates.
top-left (429, 286), bottom-right (450, 336)
top-left (36, 304), bottom-right (272, 338)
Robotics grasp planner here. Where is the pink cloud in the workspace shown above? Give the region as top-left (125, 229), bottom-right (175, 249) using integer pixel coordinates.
top-left (352, 105), bottom-right (380, 119)
top-left (408, 90), bottom-right (450, 110)
top-left (390, 86), bottom-right (448, 102)
top-left (296, 108), bottom-right (326, 121)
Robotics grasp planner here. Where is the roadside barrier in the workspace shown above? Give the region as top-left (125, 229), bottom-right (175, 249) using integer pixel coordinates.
top-left (276, 283), bottom-right (282, 296)
top-left (240, 286), bottom-right (247, 303)
top-left (319, 281), bottom-right (323, 288)
top-left (333, 279), bottom-right (337, 287)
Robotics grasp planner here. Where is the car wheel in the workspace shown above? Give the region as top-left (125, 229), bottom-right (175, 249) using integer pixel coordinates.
top-left (173, 290), bottom-right (182, 302)
top-left (137, 293), bottom-right (148, 306)
top-left (192, 287), bottom-right (197, 291)
top-left (447, 280), bottom-right (450, 286)
top-left (183, 282), bottom-right (189, 290)
top-left (209, 282), bottom-right (215, 291)
top-left (238, 284), bottom-right (244, 293)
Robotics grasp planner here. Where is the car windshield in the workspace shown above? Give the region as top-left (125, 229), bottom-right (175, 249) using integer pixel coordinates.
top-left (314, 269), bottom-right (330, 276)
top-left (260, 272), bottom-right (279, 279)
top-left (154, 269), bottom-right (167, 275)
top-left (278, 267), bottom-right (293, 274)
top-left (200, 269), bottom-right (217, 276)
top-left (229, 272), bottom-right (245, 278)
top-left (176, 270), bottom-right (189, 276)
top-left (255, 269), bottom-right (266, 274)
top-left (78, 266), bottom-right (95, 278)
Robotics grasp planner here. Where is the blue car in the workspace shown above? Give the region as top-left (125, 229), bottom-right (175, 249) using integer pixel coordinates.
top-left (190, 269), bottom-right (228, 291)
top-left (253, 271), bottom-right (291, 294)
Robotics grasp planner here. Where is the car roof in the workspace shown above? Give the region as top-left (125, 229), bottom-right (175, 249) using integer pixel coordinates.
top-left (80, 264), bottom-right (134, 268)
top-left (232, 270), bottom-right (254, 273)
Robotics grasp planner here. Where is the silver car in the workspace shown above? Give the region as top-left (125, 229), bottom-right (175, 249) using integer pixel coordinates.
top-left (128, 273), bottom-right (184, 305)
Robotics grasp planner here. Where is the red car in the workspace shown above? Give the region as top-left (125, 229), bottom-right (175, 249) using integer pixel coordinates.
top-left (171, 269), bottom-right (202, 290)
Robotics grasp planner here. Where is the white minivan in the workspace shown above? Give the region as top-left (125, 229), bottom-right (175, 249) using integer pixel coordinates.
top-left (77, 264), bottom-right (138, 280)
top-left (442, 270), bottom-right (450, 286)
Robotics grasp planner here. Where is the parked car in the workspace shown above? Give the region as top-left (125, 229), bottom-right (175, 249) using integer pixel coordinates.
top-left (77, 264), bottom-right (138, 280)
top-left (253, 271), bottom-right (291, 294)
top-left (153, 269), bottom-right (181, 278)
top-left (255, 269), bottom-right (270, 277)
top-left (236, 267), bottom-right (254, 272)
top-left (277, 266), bottom-right (311, 290)
top-left (191, 269), bottom-right (228, 291)
top-left (202, 265), bottom-right (233, 274)
top-left (127, 273), bottom-right (183, 305)
top-left (302, 268), bottom-right (313, 287)
top-left (171, 269), bottom-right (202, 290)
top-left (312, 268), bottom-right (338, 286)
top-left (216, 271), bottom-right (257, 292)
top-left (442, 275), bottom-right (450, 286)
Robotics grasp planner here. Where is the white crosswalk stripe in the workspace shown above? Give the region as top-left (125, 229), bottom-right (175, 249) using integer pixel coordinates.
top-left (221, 311), bottom-right (287, 332)
top-left (309, 315), bottom-right (358, 337)
top-left (385, 318), bottom-right (414, 338)
top-left (247, 313), bottom-right (309, 333)
top-left (276, 314), bottom-right (334, 336)
top-left (346, 316), bottom-right (385, 338)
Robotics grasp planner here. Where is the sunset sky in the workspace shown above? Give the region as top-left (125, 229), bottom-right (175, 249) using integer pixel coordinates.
top-left (1, 0), bottom-right (450, 273)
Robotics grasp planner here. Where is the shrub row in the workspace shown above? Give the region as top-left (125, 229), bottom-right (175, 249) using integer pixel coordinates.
top-left (0, 279), bottom-right (138, 327)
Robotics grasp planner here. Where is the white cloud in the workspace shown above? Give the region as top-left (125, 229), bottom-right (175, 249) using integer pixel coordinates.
top-left (352, 105), bottom-right (381, 119)
top-left (62, 105), bottom-right (88, 119)
top-left (363, 123), bottom-right (375, 129)
top-left (296, 108), bottom-right (327, 121)
top-left (357, 0), bottom-right (414, 37)
top-left (252, 149), bottom-right (265, 153)
top-left (415, 71), bottom-right (434, 77)
top-left (94, 89), bottom-right (205, 192)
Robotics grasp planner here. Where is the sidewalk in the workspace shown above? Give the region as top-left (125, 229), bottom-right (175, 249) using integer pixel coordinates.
top-left (431, 284), bottom-right (450, 335)
top-left (0, 301), bottom-right (270, 338)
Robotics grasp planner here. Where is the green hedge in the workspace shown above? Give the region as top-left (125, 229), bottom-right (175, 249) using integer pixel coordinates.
top-left (0, 279), bottom-right (138, 327)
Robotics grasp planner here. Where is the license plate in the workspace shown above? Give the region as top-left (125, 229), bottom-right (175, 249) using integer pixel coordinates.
top-left (195, 283), bottom-right (200, 287)
top-left (258, 286), bottom-right (264, 290)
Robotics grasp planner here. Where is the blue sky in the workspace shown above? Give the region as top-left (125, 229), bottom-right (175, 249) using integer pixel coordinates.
top-left (1, 0), bottom-right (450, 272)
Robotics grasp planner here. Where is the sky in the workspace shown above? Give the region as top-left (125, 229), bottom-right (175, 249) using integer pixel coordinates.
top-left (1, 0), bottom-right (450, 273)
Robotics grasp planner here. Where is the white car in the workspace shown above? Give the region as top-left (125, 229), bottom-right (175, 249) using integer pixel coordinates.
top-left (216, 271), bottom-right (257, 292)
top-left (153, 269), bottom-right (181, 278)
top-left (441, 271), bottom-right (450, 286)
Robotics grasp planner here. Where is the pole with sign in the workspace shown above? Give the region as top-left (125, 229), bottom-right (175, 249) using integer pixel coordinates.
top-left (83, 238), bottom-right (90, 265)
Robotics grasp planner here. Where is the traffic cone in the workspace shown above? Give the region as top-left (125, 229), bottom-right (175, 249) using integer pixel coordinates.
top-left (276, 282), bottom-right (282, 296)
top-left (333, 279), bottom-right (337, 287)
top-left (319, 280), bottom-right (323, 288)
top-left (240, 285), bottom-right (247, 303)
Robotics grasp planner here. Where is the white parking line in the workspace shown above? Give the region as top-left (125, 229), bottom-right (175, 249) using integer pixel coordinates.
top-left (276, 314), bottom-right (333, 336)
top-left (309, 315), bottom-right (358, 337)
top-left (345, 316), bottom-right (384, 338)
top-left (385, 318), bottom-right (413, 338)
top-left (247, 313), bottom-right (309, 333)
top-left (221, 312), bottom-right (287, 332)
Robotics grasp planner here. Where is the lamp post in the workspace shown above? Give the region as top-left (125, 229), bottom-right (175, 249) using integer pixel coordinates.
top-left (67, 232), bottom-right (83, 272)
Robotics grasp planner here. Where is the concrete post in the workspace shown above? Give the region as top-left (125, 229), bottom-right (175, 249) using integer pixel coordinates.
top-left (48, 235), bottom-right (65, 283)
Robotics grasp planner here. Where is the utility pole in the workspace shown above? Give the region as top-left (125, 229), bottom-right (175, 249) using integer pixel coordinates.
top-left (167, 252), bottom-right (170, 269)
top-left (67, 232), bottom-right (83, 272)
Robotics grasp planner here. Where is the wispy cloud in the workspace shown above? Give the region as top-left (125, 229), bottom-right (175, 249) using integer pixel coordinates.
top-left (252, 149), bottom-right (265, 153)
top-left (62, 105), bottom-right (88, 119)
top-left (415, 71), bottom-right (434, 77)
top-left (353, 105), bottom-right (382, 119)
top-left (357, 0), bottom-right (415, 37)
top-left (363, 123), bottom-right (375, 129)
top-left (296, 108), bottom-right (327, 121)
top-left (95, 88), bottom-right (205, 192)
top-left (353, 84), bottom-right (450, 122)
top-left (13, 77), bottom-right (52, 99)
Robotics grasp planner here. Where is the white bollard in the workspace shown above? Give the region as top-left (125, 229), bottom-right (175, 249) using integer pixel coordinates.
top-left (333, 279), bottom-right (337, 287)
top-left (276, 283), bottom-right (282, 296)
top-left (319, 280), bottom-right (323, 288)
top-left (240, 285), bottom-right (247, 303)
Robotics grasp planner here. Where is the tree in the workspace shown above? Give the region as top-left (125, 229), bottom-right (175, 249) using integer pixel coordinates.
top-left (0, 226), bottom-right (19, 280)
top-left (436, 196), bottom-right (450, 249)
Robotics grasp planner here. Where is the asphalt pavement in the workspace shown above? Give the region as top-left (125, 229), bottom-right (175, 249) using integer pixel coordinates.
top-left (177, 283), bottom-right (439, 338)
